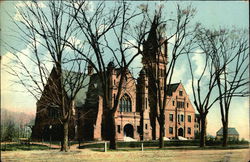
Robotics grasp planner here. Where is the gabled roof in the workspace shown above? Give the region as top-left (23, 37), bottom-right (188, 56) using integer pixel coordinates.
top-left (62, 70), bottom-right (90, 108)
top-left (216, 127), bottom-right (239, 136)
top-left (166, 83), bottom-right (180, 96)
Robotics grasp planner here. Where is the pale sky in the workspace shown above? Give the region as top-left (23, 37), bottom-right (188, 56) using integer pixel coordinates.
top-left (1, 1), bottom-right (249, 140)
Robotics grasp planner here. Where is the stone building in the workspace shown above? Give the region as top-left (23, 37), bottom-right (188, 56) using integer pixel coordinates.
top-left (32, 19), bottom-right (196, 141)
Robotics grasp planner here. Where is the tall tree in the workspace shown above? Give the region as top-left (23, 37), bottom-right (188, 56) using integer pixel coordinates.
top-left (185, 25), bottom-right (219, 147)
top-left (197, 28), bottom-right (249, 147)
top-left (3, 1), bottom-right (88, 151)
top-left (68, 1), bottom-right (149, 149)
top-left (141, 4), bottom-right (196, 148)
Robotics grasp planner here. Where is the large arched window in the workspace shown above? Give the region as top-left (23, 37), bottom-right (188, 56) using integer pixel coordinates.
top-left (119, 94), bottom-right (132, 112)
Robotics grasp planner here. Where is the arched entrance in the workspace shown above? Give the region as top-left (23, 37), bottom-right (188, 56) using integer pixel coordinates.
top-left (178, 128), bottom-right (184, 137)
top-left (124, 124), bottom-right (134, 138)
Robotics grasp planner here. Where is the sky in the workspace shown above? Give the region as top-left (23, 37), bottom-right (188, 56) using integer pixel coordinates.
top-left (1, 1), bottom-right (249, 140)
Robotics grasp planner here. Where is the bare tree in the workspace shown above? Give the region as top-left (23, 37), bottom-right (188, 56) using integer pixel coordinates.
top-left (67, 1), bottom-right (149, 149)
top-left (198, 28), bottom-right (249, 147)
top-left (3, 1), bottom-right (89, 151)
top-left (141, 4), bottom-right (196, 148)
top-left (185, 25), bottom-right (218, 147)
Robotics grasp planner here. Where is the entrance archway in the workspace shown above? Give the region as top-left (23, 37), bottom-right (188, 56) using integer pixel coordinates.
top-left (124, 124), bottom-right (134, 138)
top-left (178, 128), bottom-right (184, 137)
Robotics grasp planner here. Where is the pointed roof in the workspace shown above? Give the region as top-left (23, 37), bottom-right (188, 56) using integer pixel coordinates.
top-left (166, 83), bottom-right (181, 96)
top-left (147, 16), bottom-right (159, 42)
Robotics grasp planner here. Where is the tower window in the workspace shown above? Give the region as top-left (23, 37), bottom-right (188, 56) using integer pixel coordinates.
top-left (145, 124), bottom-right (148, 130)
top-left (179, 90), bottom-right (183, 96)
top-left (172, 100), bottom-right (175, 106)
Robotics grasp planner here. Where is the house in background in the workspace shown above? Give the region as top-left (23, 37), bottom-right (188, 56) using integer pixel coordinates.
top-left (216, 127), bottom-right (239, 141)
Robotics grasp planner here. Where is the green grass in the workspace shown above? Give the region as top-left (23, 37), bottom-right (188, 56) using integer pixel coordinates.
top-left (1, 143), bottom-right (52, 151)
top-left (41, 140), bottom-right (80, 146)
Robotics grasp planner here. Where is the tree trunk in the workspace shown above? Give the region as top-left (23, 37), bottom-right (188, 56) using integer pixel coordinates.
top-left (61, 121), bottom-right (69, 152)
top-left (159, 110), bottom-right (165, 148)
top-left (199, 115), bottom-right (206, 147)
top-left (222, 122), bottom-right (228, 147)
top-left (107, 111), bottom-right (116, 150)
top-left (151, 115), bottom-right (156, 140)
top-left (159, 122), bottom-right (164, 148)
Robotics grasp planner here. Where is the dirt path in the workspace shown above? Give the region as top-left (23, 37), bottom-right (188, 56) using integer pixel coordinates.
top-left (1, 148), bottom-right (249, 162)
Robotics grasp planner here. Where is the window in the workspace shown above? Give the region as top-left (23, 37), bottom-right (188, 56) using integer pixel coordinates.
top-left (172, 100), bottom-right (175, 106)
top-left (145, 124), bottom-right (148, 130)
top-left (137, 126), bottom-right (141, 133)
top-left (119, 94), bottom-right (132, 112)
top-left (179, 90), bottom-right (183, 96)
top-left (178, 114), bottom-right (180, 122)
top-left (188, 115), bottom-right (192, 122)
top-left (48, 107), bottom-right (61, 119)
top-left (169, 114), bottom-right (173, 122)
top-left (177, 101), bottom-right (185, 108)
top-left (181, 114), bottom-right (184, 122)
top-left (188, 127), bottom-right (191, 134)
top-left (146, 98), bottom-right (147, 109)
top-left (117, 125), bottom-right (121, 133)
top-left (169, 127), bottom-right (173, 134)
top-left (187, 103), bottom-right (189, 108)
top-left (114, 79), bottom-right (116, 86)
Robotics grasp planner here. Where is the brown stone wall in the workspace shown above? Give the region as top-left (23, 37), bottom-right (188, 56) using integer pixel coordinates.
top-left (164, 83), bottom-right (195, 139)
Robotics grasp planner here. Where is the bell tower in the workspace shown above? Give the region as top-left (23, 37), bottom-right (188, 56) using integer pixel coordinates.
top-left (141, 16), bottom-right (168, 140)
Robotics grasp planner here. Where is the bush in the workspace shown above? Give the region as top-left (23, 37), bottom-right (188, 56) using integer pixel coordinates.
top-left (79, 139), bottom-right (249, 149)
top-left (1, 143), bottom-right (50, 151)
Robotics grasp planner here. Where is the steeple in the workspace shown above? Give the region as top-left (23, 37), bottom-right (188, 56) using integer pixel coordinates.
top-left (142, 16), bottom-right (167, 67)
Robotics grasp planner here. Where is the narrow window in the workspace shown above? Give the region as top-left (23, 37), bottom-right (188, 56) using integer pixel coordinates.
top-left (181, 115), bottom-right (184, 122)
top-left (169, 127), bottom-right (173, 134)
top-left (169, 114), bottom-right (173, 122)
top-left (172, 100), bottom-right (175, 106)
top-left (145, 124), bottom-right (148, 130)
top-left (178, 114), bottom-right (180, 122)
top-left (145, 98), bottom-right (147, 109)
top-left (187, 103), bottom-right (189, 108)
top-left (117, 125), bottom-right (121, 133)
top-left (188, 115), bottom-right (191, 122)
top-left (137, 126), bottom-right (140, 133)
top-left (179, 90), bottom-right (183, 96)
top-left (188, 127), bottom-right (191, 134)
